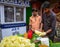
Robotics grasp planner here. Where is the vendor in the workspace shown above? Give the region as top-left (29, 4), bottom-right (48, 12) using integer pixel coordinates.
top-left (29, 8), bottom-right (42, 32)
top-left (42, 1), bottom-right (56, 41)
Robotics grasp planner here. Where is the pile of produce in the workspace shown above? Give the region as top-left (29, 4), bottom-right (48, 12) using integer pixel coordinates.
top-left (39, 44), bottom-right (48, 47)
top-left (30, 33), bottom-right (41, 47)
top-left (0, 35), bottom-right (35, 47)
top-left (51, 43), bottom-right (60, 47)
top-left (35, 30), bottom-right (46, 36)
top-left (18, 30), bottom-right (48, 47)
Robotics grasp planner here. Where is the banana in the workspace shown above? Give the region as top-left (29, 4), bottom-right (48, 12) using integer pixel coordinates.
top-left (0, 36), bottom-right (35, 47)
top-left (35, 30), bottom-right (46, 36)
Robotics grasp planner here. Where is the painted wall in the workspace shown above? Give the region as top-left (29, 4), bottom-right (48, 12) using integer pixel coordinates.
top-left (26, 5), bottom-right (32, 25)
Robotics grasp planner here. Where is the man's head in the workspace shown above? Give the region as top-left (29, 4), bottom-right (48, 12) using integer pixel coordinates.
top-left (32, 8), bottom-right (38, 16)
top-left (42, 1), bottom-right (50, 13)
top-left (43, 8), bottom-right (50, 13)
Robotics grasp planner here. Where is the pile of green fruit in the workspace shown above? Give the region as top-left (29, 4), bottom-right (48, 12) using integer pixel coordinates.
top-left (50, 40), bottom-right (60, 47)
top-left (30, 33), bottom-right (41, 47)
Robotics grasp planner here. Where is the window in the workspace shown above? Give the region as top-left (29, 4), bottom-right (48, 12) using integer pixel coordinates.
top-left (4, 6), bottom-right (24, 22)
top-left (4, 6), bottom-right (14, 22)
top-left (16, 7), bottom-right (24, 21)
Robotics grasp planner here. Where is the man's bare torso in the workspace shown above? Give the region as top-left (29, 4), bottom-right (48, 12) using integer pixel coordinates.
top-left (29, 15), bottom-right (41, 31)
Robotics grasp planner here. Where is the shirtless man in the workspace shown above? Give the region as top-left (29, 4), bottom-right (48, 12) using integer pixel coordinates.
top-left (29, 9), bottom-right (42, 32)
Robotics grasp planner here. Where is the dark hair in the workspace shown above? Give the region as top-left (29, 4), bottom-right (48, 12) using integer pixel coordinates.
top-left (58, 6), bottom-right (60, 9)
top-left (32, 9), bottom-right (38, 12)
top-left (41, 1), bottom-right (50, 9)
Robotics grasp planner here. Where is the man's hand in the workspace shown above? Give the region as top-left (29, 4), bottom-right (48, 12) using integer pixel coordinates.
top-left (46, 29), bottom-right (52, 34)
top-left (39, 32), bottom-right (46, 36)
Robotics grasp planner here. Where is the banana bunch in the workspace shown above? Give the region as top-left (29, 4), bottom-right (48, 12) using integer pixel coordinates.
top-left (0, 35), bottom-right (35, 47)
top-left (35, 30), bottom-right (46, 36)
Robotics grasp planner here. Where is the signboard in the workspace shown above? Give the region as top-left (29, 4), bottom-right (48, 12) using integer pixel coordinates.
top-left (0, 23), bottom-right (26, 29)
top-left (0, 0), bottom-right (30, 7)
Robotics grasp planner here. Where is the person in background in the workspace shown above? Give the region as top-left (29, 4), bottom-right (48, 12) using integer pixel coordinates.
top-left (29, 8), bottom-right (42, 32)
top-left (42, 1), bottom-right (56, 41)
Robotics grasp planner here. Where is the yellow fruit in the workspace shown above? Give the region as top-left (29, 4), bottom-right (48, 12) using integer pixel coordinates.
top-left (39, 44), bottom-right (48, 47)
top-left (0, 36), bottom-right (35, 47)
top-left (35, 30), bottom-right (46, 36)
top-left (24, 33), bottom-right (28, 38)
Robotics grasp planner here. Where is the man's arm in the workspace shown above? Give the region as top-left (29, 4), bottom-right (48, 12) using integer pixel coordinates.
top-left (46, 29), bottom-right (52, 34)
top-left (40, 23), bottom-right (43, 32)
top-left (39, 16), bottom-right (43, 31)
top-left (46, 15), bottom-right (56, 34)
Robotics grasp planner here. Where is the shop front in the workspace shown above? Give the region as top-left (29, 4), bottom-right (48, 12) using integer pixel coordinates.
top-left (0, 0), bottom-right (30, 40)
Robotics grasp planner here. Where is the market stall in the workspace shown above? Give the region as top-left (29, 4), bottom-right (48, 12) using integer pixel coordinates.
top-left (0, 0), bottom-right (60, 47)
top-left (1, 30), bottom-right (60, 47)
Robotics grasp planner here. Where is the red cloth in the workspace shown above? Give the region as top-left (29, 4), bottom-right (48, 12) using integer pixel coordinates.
top-left (27, 30), bottom-right (33, 39)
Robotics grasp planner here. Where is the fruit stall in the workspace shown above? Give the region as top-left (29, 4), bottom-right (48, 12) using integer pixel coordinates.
top-left (0, 30), bottom-right (60, 47)
top-left (0, 1), bottom-right (60, 47)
